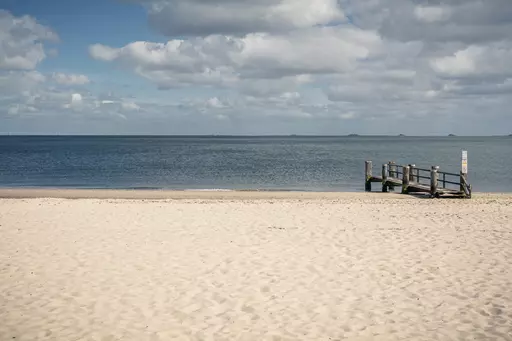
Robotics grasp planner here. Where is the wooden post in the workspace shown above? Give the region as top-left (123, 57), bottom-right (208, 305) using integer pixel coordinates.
top-left (460, 171), bottom-right (472, 199)
top-left (365, 161), bottom-right (372, 192)
top-left (402, 165), bottom-right (410, 194)
top-left (389, 161), bottom-right (396, 178)
top-left (430, 166), bottom-right (439, 198)
top-left (382, 163), bottom-right (389, 193)
top-left (388, 161), bottom-right (396, 191)
top-left (409, 164), bottom-right (416, 182)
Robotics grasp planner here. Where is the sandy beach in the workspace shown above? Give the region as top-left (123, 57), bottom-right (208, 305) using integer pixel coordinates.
top-left (1, 191), bottom-right (511, 340)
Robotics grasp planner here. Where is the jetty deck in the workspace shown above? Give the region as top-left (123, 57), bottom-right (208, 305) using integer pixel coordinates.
top-left (365, 161), bottom-right (472, 198)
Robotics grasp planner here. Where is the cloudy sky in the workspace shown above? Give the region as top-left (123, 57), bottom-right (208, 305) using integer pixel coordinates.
top-left (1, 0), bottom-right (511, 135)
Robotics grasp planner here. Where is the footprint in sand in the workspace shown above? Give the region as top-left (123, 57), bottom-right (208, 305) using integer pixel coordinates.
top-left (260, 286), bottom-right (270, 294)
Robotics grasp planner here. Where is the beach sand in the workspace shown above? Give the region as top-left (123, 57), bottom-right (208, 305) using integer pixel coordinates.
top-left (1, 191), bottom-right (511, 340)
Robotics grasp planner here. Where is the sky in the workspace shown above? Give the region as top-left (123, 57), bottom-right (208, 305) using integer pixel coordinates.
top-left (1, 0), bottom-right (511, 135)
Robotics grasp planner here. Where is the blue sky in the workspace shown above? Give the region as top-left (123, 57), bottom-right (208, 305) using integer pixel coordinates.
top-left (1, 0), bottom-right (512, 135)
top-left (6, 0), bottom-right (152, 64)
top-left (3, 0), bottom-right (161, 96)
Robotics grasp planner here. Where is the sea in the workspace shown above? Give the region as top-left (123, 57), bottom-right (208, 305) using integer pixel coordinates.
top-left (0, 136), bottom-right (511, 192)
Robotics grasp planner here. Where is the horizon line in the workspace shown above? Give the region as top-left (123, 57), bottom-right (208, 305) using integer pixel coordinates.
top-left (0, 134), bottom-right (511, 138)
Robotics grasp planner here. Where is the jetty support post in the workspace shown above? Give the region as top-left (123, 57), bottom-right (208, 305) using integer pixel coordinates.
top-left (389, 161), bottom-right (396, 178)
top-left (388, 161), bottom-right (396, 190)
top-left (409, 164), bottom-right (416, 182)
top-left (402, 165), bottom-right (410, 194)
top-left (430, 166), bottom-right (439, 198)
top-left (460, 171), bottom-right (472, 199)
top-left (365, 161), bottom-right (372, 192)
top-left (382, 163), bottom-right (389, 193)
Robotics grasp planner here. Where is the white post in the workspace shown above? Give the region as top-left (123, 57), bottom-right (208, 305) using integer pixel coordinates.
top-left (461, 150), bottom-right (468, 175)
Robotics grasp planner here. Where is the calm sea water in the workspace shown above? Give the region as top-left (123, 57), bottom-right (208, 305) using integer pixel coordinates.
top-left (0, 136), bottom-right (511, 192)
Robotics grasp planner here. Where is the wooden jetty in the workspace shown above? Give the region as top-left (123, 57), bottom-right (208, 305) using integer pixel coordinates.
top-left (365, 161), bottom-right (472, 198)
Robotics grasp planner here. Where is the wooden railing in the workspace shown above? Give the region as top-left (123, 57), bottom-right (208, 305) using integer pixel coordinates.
top-left (365, 161), bottom-right (472, 198)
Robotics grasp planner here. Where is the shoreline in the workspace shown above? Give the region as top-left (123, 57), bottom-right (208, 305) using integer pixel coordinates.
top-left (0, 188), bottom-right (403, 200)
top-left (0, 187), bottom-right (511, 200)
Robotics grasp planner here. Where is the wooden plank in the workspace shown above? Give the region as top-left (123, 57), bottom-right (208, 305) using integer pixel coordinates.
top-left (386, 177), bottom-right (402, 187)
top-left (407, 182), bottom-right (431, 193)
top-left (437, 188), bottom-right (464, 195)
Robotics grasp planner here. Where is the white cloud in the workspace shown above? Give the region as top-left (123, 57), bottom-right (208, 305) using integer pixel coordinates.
top-left (62, 93), bottom-right (84, 110)
top-left (205, 97), bottom-right (226, 109)
top-left (121, 101), bottom-right (141, 111)
top-left (0, 11), bottom-right (138, 125)
top-left (52, 73), bottom-right (90, 85)
top-left (430, 45), bottom-right (512, 78)
top-left (71, 93), bottom-right (83, 105)
top-left (82, 0), bottom-right (512, 134)
top-left (89, 26), bottom-right (382, 92)
top-left (4, 2), bottom-right (512, 134)
top-left (0, 83), bottom-right (148, 119)
top-left (414, 6), bottom-right (451, 23)
top-left (0, 10), bottom-right (58, 70)
top-left (0, 70), bottom-right (46, 96)
top-left (339, 111), bottom-right (356, 120)
top-left (430, 47), bottom-right (479, 77)
top-left (127, 0), bottom-right (345, 36)
top-left (238, 75), bottom-right (311, 97)
top-left (89, 44), bottom-right (119, 62)
top-left (7, 105), bottom-right (20, 116)
top-left (346, 0), bottom-right (512, 44)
